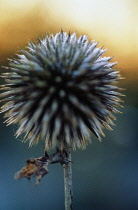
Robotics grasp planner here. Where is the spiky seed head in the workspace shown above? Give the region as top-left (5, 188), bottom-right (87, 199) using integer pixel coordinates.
top-left (0, 32), bottom-right (124, 150)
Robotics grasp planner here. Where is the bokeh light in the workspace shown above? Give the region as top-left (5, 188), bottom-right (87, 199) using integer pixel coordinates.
top-left (0, 0), bottom-right (137, 71)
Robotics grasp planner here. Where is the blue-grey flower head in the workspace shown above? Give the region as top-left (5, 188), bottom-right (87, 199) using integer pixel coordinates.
top-left (0, 32), bottom-right (124, 150)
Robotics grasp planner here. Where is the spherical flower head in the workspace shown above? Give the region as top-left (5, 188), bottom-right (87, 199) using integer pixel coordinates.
top-left (0, 32), bottom-right (124, 150)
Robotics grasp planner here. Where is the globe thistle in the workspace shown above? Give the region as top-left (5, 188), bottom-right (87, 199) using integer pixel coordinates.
top-left (0, 32), bottom-right (123, 151)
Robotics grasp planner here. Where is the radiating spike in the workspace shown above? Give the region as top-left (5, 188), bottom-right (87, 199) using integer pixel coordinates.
top-left (0, 32), bottom-right (124, 151)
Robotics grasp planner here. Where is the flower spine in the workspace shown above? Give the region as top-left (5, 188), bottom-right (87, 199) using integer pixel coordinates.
top-left (0, 32), bottom-right (124, 150)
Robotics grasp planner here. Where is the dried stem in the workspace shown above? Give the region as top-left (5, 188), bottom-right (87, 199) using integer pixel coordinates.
top-left (15, 148), bottom-right (73, 208)
top-left (63, 148), bottom-right (73, 210)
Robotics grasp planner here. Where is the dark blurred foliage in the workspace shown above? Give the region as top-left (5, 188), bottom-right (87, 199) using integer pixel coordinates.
top-left (0, 56), bottom-right (137, 210)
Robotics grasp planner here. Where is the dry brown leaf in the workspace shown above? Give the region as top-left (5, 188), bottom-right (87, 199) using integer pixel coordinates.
top-left (15, 157), bottom-right (48, 185)
top-left (14, 149), bottom-right (71, 185)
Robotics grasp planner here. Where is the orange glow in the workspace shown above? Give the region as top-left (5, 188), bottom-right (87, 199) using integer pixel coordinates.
top-left (0, 0), bottom-right (137, 72)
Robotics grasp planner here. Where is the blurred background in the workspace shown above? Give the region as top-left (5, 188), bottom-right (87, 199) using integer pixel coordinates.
top-left (0, 0), bottom-right (137, 209)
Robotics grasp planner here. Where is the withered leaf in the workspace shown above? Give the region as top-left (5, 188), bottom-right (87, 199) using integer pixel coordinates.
top-left (14, 157), bottom-right (48, 185)
top-left (14, 149), bottom-right (70, 185)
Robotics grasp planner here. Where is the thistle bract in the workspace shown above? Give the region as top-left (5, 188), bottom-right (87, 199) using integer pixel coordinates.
top-left (0, 32), bottom-right (123, 150)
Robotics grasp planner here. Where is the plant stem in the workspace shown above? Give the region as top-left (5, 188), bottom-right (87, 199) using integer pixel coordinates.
top-left (63, 148), bottom-right (73, 210)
